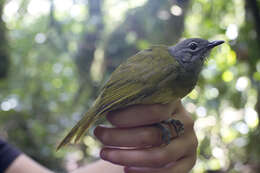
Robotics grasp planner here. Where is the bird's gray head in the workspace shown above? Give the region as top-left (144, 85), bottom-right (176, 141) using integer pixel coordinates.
top-left (168, 38), bottom-right (224, 73)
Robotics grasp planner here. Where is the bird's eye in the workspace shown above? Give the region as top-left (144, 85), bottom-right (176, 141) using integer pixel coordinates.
top-left (189, 42), bottom-right (198, 50)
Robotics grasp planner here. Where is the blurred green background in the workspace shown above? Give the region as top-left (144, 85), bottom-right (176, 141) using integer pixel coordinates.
top-left (0, 0), bottom-right (260, 172)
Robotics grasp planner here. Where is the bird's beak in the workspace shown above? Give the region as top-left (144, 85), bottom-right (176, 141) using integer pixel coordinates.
top-left (207, 40), bottom-right (225, 49)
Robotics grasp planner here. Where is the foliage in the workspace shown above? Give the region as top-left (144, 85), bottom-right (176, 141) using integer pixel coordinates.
top-left (0, 0), bottom-right (260, 172)
top-left (0, 0), bottom-right (9, 79)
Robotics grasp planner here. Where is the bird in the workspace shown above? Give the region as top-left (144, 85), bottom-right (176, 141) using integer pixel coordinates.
top-left (57, 38), bottom-right (224, 150)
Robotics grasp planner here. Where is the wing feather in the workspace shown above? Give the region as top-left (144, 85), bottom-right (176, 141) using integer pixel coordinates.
top-left (95, 46), bottom-right (179, 113)
top-left (57, 46), bottom-right (180, 149)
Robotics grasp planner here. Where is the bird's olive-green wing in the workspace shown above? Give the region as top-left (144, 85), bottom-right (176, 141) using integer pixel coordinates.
top-left (56, 45), bottom-right (179, 150)
top-left (95, 45), bottom-right (180, 113)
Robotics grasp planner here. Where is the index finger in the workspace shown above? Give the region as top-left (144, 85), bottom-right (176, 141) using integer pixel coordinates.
top-left (107, 100), bottom-right (181, 128)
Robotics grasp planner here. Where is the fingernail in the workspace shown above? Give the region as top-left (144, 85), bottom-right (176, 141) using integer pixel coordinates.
top-left (94, 126), bottom-right (101, 137)
top-left (100, 148), bottom-right (108, 160)
top-left (94, 125), bottom-right (108, 138)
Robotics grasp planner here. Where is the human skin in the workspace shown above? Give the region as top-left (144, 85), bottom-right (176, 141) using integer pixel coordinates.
top-left (5, 100), bottom-right (197, 173)
top-left (94, 100), bottom-right (198, 173)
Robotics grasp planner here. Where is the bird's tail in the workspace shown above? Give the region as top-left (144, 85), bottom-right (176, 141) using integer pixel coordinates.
top-left (56, 108), bottom-right (99, 151)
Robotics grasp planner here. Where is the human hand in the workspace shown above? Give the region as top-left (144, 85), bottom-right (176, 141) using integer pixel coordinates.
top-left (94, 100), bottom-right (198, 173)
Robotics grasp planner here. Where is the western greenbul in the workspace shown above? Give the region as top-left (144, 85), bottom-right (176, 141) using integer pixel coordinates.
top-left (57, 38), bottom-right (224, 150)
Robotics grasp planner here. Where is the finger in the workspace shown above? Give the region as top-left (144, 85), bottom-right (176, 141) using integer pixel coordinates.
top-left (125, 153), bottom-right (197, 173)
top-left (107, 100), bottom-right (180, 128)
top-left (94, 125), bottom-right (163, 147)
top-left (100, 132), bottom-right (197, 168)
top-left (95, 105), bottom-right (195, 148)
top-left (169, 153), bottom-right (197, 173)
